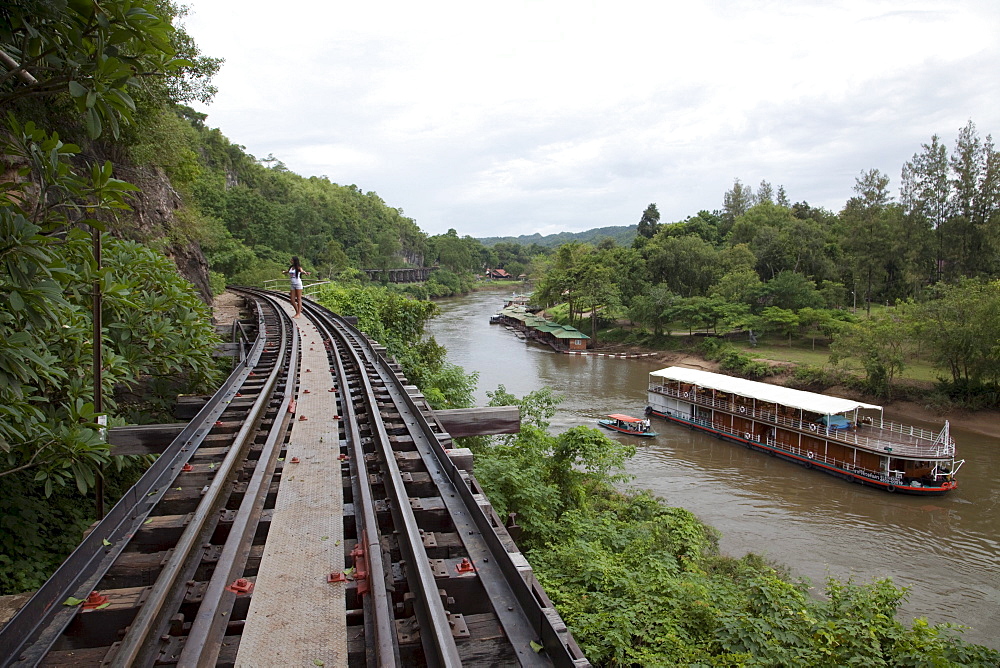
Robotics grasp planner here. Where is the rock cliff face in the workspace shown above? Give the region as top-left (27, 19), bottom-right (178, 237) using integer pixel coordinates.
top-left (117, 164), bottom-right (213, 304)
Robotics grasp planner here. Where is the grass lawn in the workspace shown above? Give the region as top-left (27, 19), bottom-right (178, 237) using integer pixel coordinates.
top-left (731, 338), bottom-right (943, 383)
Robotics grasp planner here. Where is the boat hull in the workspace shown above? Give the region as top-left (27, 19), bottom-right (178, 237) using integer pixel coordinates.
top-left (646, 407), bottom-right (954, 496)
top-left (598, 420), bottom-right (658, 438)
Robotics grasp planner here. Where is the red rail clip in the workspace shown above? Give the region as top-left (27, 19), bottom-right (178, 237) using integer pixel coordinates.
top-left (338, 454), bottom-right (348, 461)
top-left (328, 388), bottom-right (337, 393)
top-left (305, 368), bottom-right (312, 373)
top-left (83, 591), bottom-right (109, 609)
top-left (288, 400), bottom-right (297, 413)
top-left (236, 392), bottom-right (243, 398)
top-left (298, 415), bottom-right (308, 421)
top-left (225, 578), bottom-right (254, 594)
top-left (303, 389), bottom-right (311, 394)
top-left (290, 457), bottom-right (300, 463)
top-left (328, 572), bottom-right (348, 583)
top-left (214, 421), bottom-right (223, 427)
top-left (181, 463), bottom-right (193, 472)
top-left (455, 558), bottom-right (475, 574)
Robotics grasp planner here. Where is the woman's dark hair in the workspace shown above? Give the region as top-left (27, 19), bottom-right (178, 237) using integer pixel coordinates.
top-left (290, 256), bottom-right (301, 271)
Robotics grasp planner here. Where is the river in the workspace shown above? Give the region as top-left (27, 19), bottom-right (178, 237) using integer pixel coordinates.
top-left (426, 288), bottom-right (999, 649)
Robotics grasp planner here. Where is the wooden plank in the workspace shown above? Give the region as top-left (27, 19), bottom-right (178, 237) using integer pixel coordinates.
top-left (434, 406), bottom-right (520, 437)
top-left (107, 424), bottom-right (184, 455)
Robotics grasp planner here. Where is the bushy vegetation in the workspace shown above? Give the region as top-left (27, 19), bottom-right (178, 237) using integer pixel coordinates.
top-left (0, 120), bottom-right (221, 594)
top-left (464, 387), bottom-right (1000, 666)
top-left (699, 338), bottom-right (778, 379)
top-left (313, 284), bottom-right (475, 410)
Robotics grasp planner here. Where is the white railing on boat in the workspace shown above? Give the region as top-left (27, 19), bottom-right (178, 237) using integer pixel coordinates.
top-left (652, 409), bottom-right (953, 486)
top-left (649, 385), bottom-right (956, 458)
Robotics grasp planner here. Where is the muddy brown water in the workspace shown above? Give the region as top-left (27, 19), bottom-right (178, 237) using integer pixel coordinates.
top-left (427, 289), bottom-right (999, 648)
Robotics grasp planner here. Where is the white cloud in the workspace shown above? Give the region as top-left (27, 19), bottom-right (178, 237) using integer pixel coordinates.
top-left (182, 0), bottom-right (1000, 236)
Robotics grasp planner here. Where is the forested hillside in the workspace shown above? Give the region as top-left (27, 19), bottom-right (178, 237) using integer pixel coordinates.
top-left (479, 224), bottom-right (637, 248)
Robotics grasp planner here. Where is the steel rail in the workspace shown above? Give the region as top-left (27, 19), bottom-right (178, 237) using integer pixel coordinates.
top-left (305, 295), bottom-right (590, 667)
top-left (353, 322), bottom-right (554, 666)
top-left (176, 290), bottom-right (299, 667)
top-left (107, 297), bottom-right (292, 667)
top-left (308, 303), bottom-right (399, 667)
top-left (0, 298), bottom-right (272, 668)
top-left (332, 318), bottom-right (463, 667)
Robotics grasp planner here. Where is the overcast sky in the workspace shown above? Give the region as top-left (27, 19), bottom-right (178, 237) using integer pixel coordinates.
top-left (182, 1), bottom-right (1000, 238)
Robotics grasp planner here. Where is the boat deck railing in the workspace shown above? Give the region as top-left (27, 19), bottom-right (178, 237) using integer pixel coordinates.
top-left (649, 385), bottom-right (956, 458)
top-left (655, 408), bottom-right (952, 485)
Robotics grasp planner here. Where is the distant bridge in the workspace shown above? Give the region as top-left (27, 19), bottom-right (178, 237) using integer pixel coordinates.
top-left (362, 267), bottom-right (434, 283)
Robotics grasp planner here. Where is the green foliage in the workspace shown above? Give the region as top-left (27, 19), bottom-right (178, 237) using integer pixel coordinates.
top-left (762, 270), bottom-right (825, 311)
top-left (1, 0), bottom-right (217, 139)
top-left (0, 118), bottom-right (221, 493)
top-left (788, 364), bottom-right (844, 391)
top-left (313, 283), bottom-right (476, 409)
top-left (186, 137), bottom-right (430, 281)
top-left (423, 268), bottom-right (474, 297)
top-left (460, 386), bottom-right (1000, 666)
top-left (471, 386), bottom-right (635, 545)
top-left (0, 114), bottom-right (221, 594)
top-left (831, 309), bottom-right (912, 399)
top-left (912, 279), bottom-right (1000, 385)
top-left (699, 339), bottom-right (777, 379)
top-left (0, 455), bottom-right (149, 594)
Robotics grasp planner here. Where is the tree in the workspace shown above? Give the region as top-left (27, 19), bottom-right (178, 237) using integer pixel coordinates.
top-left (1, 0), bottom-right (219, 138)
top-left (776, 185), bottom-right (790, 207)
top-left (756, 180), bottom-right (775, 204)
top-left (901, 134), bottom-right (951, 282)
top-left (759, 306), bottom-right (800, 345)
top-left (574, 260), bottom-right (621, 340)
top-left (628, 284), bottom-right (677, 335)
top-left (760, 271), bottom-right (823, 311)
top-left (839, 169), bottom-right (894, 314)
top-left (830, 310), bottom-right (911, 398)
top-left (946, 121), bottom-right (1000, 276)
top-left (645, 234), bottom-right (719, 297)
top-left (430, 229), bottom-right (474, 273)
top-left (722, 178), bottom-right (755, 235)
top-left (711, 269), bottom-right (762, 307)
top-left (636, 203), bottom-right (660, 239)
top-left (729, 202), bottom-right (833, 281)
top-left (912, 279), bottom-right (1000, 385)
top-left (0, 118), bottom-right (220, 492)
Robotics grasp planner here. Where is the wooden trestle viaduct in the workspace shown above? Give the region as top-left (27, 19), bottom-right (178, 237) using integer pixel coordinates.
top-left (0, 289), bottom-right (589, 667)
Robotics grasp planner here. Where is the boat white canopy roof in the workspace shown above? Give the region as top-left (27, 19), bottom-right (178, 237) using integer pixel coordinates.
top-left (649, 366), bottom-right (882, 416)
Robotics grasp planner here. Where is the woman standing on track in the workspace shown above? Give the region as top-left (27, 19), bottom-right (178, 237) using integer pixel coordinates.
top-left (287, 256), bottom-right (309, 317)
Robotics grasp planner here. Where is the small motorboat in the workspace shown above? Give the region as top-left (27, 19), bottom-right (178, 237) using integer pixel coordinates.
top-left (598, 414), bottom-right (658, 437)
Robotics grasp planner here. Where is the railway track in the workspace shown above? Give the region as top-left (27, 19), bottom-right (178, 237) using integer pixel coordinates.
top-left (0, 289), bottom-right (589, 667)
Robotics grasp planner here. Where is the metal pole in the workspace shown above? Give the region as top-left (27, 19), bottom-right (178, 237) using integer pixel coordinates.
top-left (93, 228), bottom-right (104, 519)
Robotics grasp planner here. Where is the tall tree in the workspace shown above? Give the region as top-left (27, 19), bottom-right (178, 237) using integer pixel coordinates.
top-left (637, 203), bottom-right (661, 239)
top-left (721, 178), bottom-right (755, 236)
top-left (840, 169), bottom-right (894, 314)
top-left (756, 180), bottom-right (775, 205)
top-left (776, 185), bottom-right (790, 207)
top-left (900, 134), bottom-right (951, 281)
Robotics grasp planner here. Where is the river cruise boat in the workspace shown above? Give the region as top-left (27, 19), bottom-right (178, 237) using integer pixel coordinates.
top-left (646, 367), bottom-right (963, 495)
top-left (598, 414), bottom-right (658, 437)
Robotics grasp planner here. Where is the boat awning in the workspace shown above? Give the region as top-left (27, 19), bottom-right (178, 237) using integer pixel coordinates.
top-left (649, 366), bottom-right (882, 416)
top-left (607, 414), bottom-right (643, 422)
